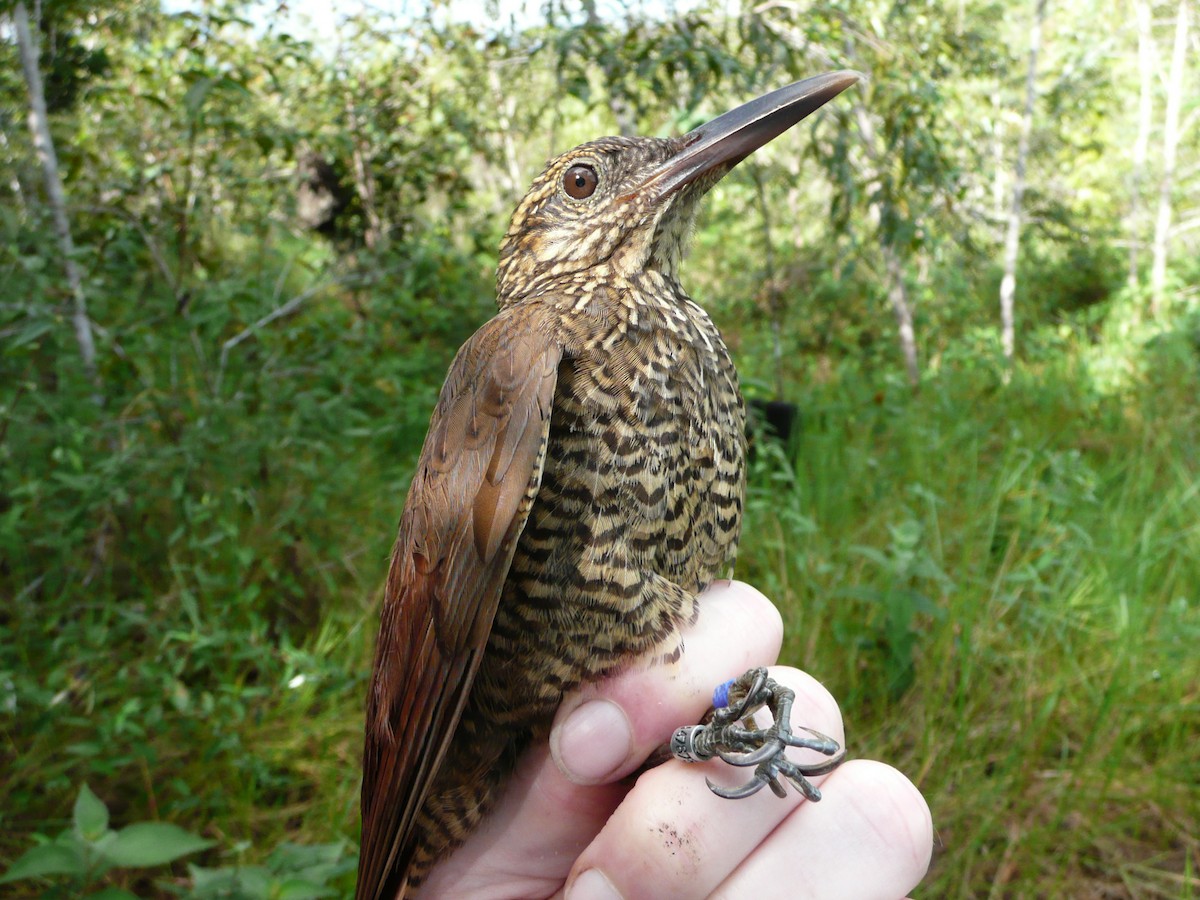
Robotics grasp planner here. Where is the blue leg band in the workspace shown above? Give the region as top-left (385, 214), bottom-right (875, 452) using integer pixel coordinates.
top-left (713, 678), bottom-right (736, 709)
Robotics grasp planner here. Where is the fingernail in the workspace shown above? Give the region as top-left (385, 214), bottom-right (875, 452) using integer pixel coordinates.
top-left (567, 869), bottom-right (622, 900)
top-left (554, 699), bottom-right (632, 783)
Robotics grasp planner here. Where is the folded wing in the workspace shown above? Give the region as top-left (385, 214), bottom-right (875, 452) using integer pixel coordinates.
top-left (356, 306), bottom-right (562, 900)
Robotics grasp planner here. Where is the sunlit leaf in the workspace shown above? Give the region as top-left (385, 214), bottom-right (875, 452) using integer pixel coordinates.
top-left (74, 784), bottom-right (109, 841)
top-left (184, 76), bottom-right (214, 120)
top-left (101, 823), bottom-right (215, 868)
top-left (0, 841), bottom-right (83, 883)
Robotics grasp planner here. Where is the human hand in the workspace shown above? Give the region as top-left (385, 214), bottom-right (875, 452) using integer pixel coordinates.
top-left (418, 581), bottom-right (932, 899)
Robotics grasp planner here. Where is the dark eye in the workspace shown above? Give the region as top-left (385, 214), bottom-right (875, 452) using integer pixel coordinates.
top-left (563, 164), bottom-right (599, 200)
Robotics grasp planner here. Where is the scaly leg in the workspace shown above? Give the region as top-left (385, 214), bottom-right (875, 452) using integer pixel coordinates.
top-left (669, 667), bottom-right (845, 801)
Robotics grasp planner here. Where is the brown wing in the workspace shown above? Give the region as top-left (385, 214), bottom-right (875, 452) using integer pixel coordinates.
top-left (356, 306), bottom-right (562, 900)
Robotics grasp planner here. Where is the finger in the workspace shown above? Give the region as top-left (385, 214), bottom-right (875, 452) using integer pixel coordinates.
top-left (551, 579), bottom-right (785, 785)
top-left (419, 580), bottom-right (784, 897)
top-left (417, 740), bottom-right (623, 898)
top-left (563, 665), bottom-right (844, 900)
top-left (711, 760), bottom-right (933, 900)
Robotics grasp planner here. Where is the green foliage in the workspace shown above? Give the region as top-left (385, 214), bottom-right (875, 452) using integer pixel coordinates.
top-left (1, 784), bottom-right (214, 894)
top-left (2, 0), bottom-right (1198, 897)
top-left (1, 785), bottom-right (354, 898)
top-left (0, 218), bottom-right (485, 858)
top-left (181, 841), bottom-right (355, 899)
top-left (740, 334), bottom-right (1200, 893)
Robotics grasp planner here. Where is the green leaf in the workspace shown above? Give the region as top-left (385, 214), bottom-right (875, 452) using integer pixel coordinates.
top-left (6, 317), bottom-right (54, 349)
top-left (0, 841), bottom-right (84, 883)
top-left (276, 878), bottom-right (332, 899)
top-left (141, 94), bottom-right (172, 112)
top-left (229, 865), bottom-right (272, 895)
top-left (215, 76), bottom-right (252, 97)
top-left (74, 784), bottom-right (110, 841)
top-left (184, 77), bottom-right (214, 120)
top-left (187, 864), bottom-right (241, 894)
top-left (88, 889), bottom-right (142, 899)
top-left (101, 823), bottom-right (215, 868)
top-left (264, 841), bottom-right (347, 874)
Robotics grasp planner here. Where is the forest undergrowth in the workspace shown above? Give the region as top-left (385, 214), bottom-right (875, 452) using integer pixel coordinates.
top-left (3, 1), bottom-right (1198, 895)
top-left (4, 263), bottom-right (1197, 896)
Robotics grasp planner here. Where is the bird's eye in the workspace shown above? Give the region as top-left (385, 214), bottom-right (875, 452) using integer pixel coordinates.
top-left (562, 164), bottom-right (599, 200)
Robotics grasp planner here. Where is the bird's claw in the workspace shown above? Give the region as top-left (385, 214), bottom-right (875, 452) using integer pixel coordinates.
top-left (669, 667), bottom-right (845, 801)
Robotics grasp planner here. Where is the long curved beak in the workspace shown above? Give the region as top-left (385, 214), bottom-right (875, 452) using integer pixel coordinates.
top-left (631, 70), bottom-right (862, 201)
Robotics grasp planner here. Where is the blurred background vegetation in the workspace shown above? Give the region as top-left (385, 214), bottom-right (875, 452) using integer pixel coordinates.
top-left (1, 0), bottom-right (1198, 896)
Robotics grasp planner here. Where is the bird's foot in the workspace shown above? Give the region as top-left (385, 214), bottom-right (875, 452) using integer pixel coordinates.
top-left (669, 667), bottom-right (844, 801)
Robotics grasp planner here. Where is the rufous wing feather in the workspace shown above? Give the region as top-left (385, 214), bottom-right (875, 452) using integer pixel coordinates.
top-left (356, 306), bottom-right (562, 900)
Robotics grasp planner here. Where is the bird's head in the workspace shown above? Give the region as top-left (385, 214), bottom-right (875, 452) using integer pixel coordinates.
top-left (496, 71), bottom-right (860, 305)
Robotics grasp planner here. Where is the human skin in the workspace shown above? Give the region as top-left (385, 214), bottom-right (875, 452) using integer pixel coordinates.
top-left (415, 581), bottom-right (933, 900)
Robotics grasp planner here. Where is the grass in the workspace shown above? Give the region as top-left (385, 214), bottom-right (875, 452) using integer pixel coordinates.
top-left (740, 334), bottom-right (1200, 896)
top-left (3, 289), bottom-right (1198, 895)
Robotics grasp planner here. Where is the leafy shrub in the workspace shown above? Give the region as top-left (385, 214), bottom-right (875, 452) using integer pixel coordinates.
top-left (1, 784), bottom-right (213, 896)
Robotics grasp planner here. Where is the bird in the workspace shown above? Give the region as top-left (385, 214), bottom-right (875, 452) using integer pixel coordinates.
top-left (356, 71), bottom-right (861, 900)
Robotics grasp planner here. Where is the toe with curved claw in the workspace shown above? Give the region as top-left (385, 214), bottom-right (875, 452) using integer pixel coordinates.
top-left (669, 667), bottom-right (845, 801)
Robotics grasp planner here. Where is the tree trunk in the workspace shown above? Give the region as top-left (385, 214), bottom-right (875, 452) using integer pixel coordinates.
top-left (851, 98), bottom-right (921, 387)
top-left (487, 62), bottom-right (525, 199)
top-left (0, 124), bottom-right (30, 212)
top-left (1150, 0), bottom-right (1190, 317)
top-left (1127, 0), bottom-right (1154, 289)
top-left (583, 0), bottom-right (637, 135)
top-left (999, 0), bottom-right (1046, 362)
top-left (750, 165), bottom-right (786, 399)
top-left (13, 1), bottom-right (99, 386)
top-left (343, 75), bottom-right (384, 250)
top-left (884, 244), bottom-right (921, 387)
top-left (991, 85), bottom-right (1006, 222)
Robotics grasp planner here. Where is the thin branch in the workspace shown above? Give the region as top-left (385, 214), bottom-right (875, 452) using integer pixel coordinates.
top-left (85, 204), bottom-right (184, 306)
top-left (998, 0), bottom-right (1046, 362)
top-left (1150, 0), bottom-right (1191, 316)
top-left (14, 1), bottom-right (100, 392)
top-left (214, 269), bottom-right (382, 393)
top-left (218, 281), bottom-right (326, 380)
